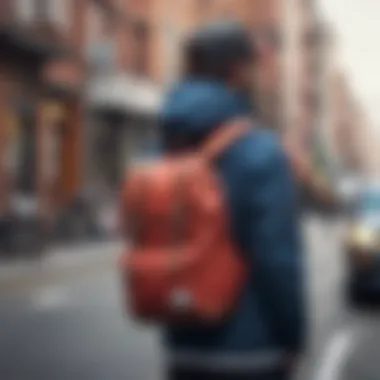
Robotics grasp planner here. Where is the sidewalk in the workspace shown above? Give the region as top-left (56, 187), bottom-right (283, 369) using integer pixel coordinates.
top-left (0, 240), bottom-right (123, 296)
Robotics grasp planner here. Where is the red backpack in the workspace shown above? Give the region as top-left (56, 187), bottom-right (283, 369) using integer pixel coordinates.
top-left (119, 120), bottom-right (250, 324)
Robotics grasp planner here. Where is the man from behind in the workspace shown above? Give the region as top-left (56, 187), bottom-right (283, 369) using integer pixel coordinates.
top-left (161, 21), bottom-right (306, 380)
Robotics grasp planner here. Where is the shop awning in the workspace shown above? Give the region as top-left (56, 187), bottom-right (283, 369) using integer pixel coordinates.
top-left (87, 74), bottom-right (163, 116)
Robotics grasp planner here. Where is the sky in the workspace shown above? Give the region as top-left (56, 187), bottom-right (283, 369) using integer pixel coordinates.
top-left (319, 0), bottom-right (380, 129)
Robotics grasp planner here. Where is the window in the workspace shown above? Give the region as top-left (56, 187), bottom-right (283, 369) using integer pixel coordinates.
top-left (304, 90), bottom-right (319, 111)
top-left (133, 20), bottom-right (150, 76)
top-left (17, 108), bottom-right (37, 195)
top-left (162, 21), bottom-right (182, 83)
top-left (35, 0), bottom-right (51, 21)
top-left (303, 26), bottom-right (322, 50)
top-left (255, 27), bottom-right (283, 51)
top-left (95, 115), bottom-right (125, 189)
top-left (86, 3), bottom-right (117, 72)
top-left (198, 0), bottom-right (212, 16)
top-left (50, 0), bottom-right (70, 29)
top-left (15, 0), bottom-right (69, 28)
top-left (15, 0), bottom-right (34, 22)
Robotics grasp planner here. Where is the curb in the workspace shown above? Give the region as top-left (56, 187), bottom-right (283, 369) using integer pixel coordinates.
top-left (0, 242), bottom-right (123, 296)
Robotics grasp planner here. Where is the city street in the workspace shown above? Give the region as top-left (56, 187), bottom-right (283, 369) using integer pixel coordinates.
top-left (0, 217), bottom-right (377, 380)
top-left (0, 0), bottom-right (377, 378)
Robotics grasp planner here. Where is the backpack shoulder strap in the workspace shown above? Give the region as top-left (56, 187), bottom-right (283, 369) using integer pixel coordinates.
top-left (201, 118), bottom-right (252, 162)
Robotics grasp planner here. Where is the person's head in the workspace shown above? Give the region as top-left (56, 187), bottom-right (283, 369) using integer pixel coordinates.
top-left (184, 20), bottom-right (258, 92)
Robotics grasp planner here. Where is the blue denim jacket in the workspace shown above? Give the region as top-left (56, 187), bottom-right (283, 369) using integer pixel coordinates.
top-left (160, 80), bottom-right (306, 367)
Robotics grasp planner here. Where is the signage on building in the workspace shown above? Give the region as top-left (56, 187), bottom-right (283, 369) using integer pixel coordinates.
top-left (88, 74), bottom-right (163, 115)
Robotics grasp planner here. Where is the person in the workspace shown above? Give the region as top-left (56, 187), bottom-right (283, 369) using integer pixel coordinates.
top-left (160, 21), bottom-right (306, 380)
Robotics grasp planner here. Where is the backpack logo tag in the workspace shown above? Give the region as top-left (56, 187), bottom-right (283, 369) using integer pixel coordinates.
top-left (169, 288), bottom-right (193, 311)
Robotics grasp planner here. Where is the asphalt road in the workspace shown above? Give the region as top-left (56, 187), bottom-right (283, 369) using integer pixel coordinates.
top-left (0, 217), bottom-right (377, 380)
top-left (305, 216), bottom-right (380, 380)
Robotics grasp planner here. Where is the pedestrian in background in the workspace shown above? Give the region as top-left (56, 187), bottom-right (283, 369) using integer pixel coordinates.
top-left (160, 21), bottom-right (306, 380)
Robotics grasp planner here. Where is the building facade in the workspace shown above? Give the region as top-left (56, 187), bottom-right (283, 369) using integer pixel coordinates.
top-left (0, 0), bottom-right (87, 252)
top-left (83, 0), bottom-right (163, 237)
top-left (146, 0), bottom-right (343, 201)
top-left (0, 0), bottom-right (373, 252)
top-left (0, 0), bottom-right (163, 249)
top-left (147, 0), bottom-right (374, 196)
top-left (149, 0), bottom-right (282, 122)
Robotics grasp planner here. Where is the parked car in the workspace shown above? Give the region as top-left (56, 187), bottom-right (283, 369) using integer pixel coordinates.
top-left (345, 184), bottom-right (380, 308)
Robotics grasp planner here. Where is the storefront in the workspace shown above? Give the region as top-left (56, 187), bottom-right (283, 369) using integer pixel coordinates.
top-left (87, 74), bottom-right (162, 196)
top-left (0, 64), bottom-right (84, 253)
top-left (0, 64), bottom-right (47, 254)
top-left (86, 74), bottom-right (162, 236)
top-left (2, 96), bottom-right (70, 253)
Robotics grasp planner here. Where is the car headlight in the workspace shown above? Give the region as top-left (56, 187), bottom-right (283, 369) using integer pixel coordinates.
top-left (349, 226), bottom-right (376, 249)
top-left (346, 226), bottom-right (379, 267)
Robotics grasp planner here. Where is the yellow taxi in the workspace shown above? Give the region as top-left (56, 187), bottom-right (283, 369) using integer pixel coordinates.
top-left (345, 185), bottom-right (380, 307)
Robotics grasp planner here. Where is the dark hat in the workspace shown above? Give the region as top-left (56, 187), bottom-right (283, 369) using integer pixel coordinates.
top-left (185, 20), bottom-right (256, 77)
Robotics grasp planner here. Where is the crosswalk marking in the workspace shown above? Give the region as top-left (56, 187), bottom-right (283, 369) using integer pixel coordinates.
top-left (314, 326), bottom-right (359, 380)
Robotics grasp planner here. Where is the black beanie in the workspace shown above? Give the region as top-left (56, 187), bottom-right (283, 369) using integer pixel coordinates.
top-left (185, 20), bottom-right (256, 79)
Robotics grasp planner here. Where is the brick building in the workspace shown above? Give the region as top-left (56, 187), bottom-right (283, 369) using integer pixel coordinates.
top-left (148, 0), bottom-right (324, 136)
top-left (331, 75), bottom-right (372, 174)
top-left (85, 0), bottom-right (162, 212)
top-left (149, 0), bottom-right (282, 127)
top-left (0, 0), bottom-right (87, 252)
top-left (0, 0), bottom-right (370, 251)
top-left (146, 0), bottom-right (373, 196)
top-left (282, 0), bottom-right (323, 146)
top-left (147, 0), bottom-right (337, 199)
top-left (149, 0), bottom-right (278, 79)
top-left (321, 56), bottom-right (372, 178)
top-left (308, 21), bottom-right (373, 183)
top-left (0, 0), bottom-right (165, 248)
